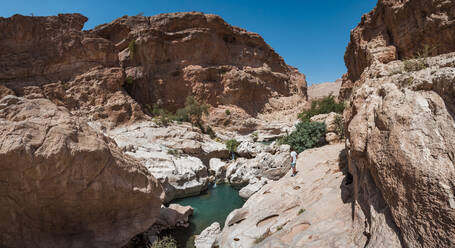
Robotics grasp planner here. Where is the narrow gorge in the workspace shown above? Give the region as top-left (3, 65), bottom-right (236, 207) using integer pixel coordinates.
top-left (1, 0), bottom-right (455, 247)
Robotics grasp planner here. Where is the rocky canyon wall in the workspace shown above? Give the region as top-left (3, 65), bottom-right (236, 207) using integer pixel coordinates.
top-left (0, 11), bottom-right (307, 247)
top-left (341, 0), bottom-right (455, 100)
top-left (0, 12), bottom-right (307, 130)
top-left (344, 0), bottom-right (455, 247)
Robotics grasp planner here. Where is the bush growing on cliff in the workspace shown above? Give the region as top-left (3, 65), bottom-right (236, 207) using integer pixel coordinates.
top-left (225, 139), bottom-right (240, 153)
top-left (279, 122), bottom-right (326, 153)
top-left (225, 139), bottom-right (240, 159)
top-left (148, 96), bottom-right (208, 127)
top-left (175, 96), bottom-right (209, 123)
top-left (147, 236), bottom-right (177, 248)
top-left (298, 95), bottom-right (344, 122)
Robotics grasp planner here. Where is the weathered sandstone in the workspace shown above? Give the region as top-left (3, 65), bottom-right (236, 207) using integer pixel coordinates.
top-left (0, 12), bottom-right (307, 131)
top-left (195, 222), bottom-right (222, 248)
top-left (93, 12), bottom-right (307, 115)
top-left (345, 53), bottom-right (455, 248)
top-left (342, 0), bottom-right (455, 100)
top-left (0, 96), bottom-right (163, 248)
top-left (218, 144), bottom-right (357, 247)
top-left (104, 121), bottom-right (227, 201)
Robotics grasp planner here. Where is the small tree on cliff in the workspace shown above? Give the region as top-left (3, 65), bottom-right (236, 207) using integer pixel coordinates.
top-left (225, 139), bottom-right (240, 160)
top-left (175, 96), bottom-right (209, 125)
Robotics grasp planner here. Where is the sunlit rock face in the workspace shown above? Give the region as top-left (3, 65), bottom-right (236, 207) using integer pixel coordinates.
top-left (0, 12), bottom-right (307, 131)
top-left (92, 12), bottom-right (307, 115)
top-left (0, 96), bottom-right (163, 248)
top-left (345, 53), bottom-right (455, 248)
top-left (341, 0), bottom-right (455, 100)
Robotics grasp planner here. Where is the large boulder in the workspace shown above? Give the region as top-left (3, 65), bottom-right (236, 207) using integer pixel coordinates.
top-left (195, 222), bottom-right (221, 248)
top-left (238, 177), bottom-right (268, 199)
top-left (310, 112), bottom-right (343, 144)
top-left (226, 147), bottom-right (291, 187)
top-left (156, 204), bottom-right (194, 229)
top-left (209, 158), bottom-right (228, 180)
top-left (0, 96), bottom-right (163, 248)
top-left (105, 121), bottom-right (230, 202)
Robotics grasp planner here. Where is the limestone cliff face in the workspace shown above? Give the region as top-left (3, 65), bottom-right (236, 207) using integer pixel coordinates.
top-left (0, 12), bottom-right (306, 128)
top-left (0, 96), bottom-right (164, 248)
top-left (0, 14), bottom-right (118, 85)
top-left (343, 0), bottom-right (455, 247)
top-left (345, 54), bottom-right (455, 248)
top-left (341, 0), bottom-right (455, 100)
top-left (93, 12), bottom-right (306, 115)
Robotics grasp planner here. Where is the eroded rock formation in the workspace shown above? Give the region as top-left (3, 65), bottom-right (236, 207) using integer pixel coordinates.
top-left (345, 53), bottom-right (455, 248)
top-left (341, 0), bottom-right (455, 100)
top-left (217, 144), bottom-right (354, 247)
top-left (92, 12), bottom-right (306, 115)
top-left (0, 96), bottom-right (163, 248)
top-left (342, 1), bottom-right (455, 246)
top-left (1, 12), bottom-right (307, 131)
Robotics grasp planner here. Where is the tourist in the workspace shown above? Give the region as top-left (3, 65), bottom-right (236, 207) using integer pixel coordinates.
top-left (290, 150), bottom-right (297, 177)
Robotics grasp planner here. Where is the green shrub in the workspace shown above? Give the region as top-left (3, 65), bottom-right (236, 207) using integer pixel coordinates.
top-left (225, 109), bottom-right (231, 115)
top-left (147, 236), bottom-right (177, 248)
top-left (298, 208), bottom-right (306, 215)
top-left (147, 96), bottom-right (208, 127)
top-left (159, 114), bottom-right (172, 126)
top-left (175, 96), bottom-right (209, 123)
top-left (279, 122), bottom-right (326, 153)
top-left (147, 104), bottom-right (174, 126)
top-left (298, 95), bottom-right (344, 122)
top-left (225, 139), bottom-right (240, 154)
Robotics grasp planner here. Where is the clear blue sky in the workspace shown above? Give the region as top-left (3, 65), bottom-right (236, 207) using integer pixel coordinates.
top-left (2, 0), bottom-right (377, 85)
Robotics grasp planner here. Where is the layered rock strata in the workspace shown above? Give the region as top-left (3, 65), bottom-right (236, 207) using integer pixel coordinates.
top-left (1, 12), bottom-right (307, 130)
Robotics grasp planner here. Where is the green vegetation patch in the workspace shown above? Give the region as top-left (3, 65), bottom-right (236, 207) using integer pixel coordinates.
top-left (225, 139), bottom-right (240, 154)
top-left (147, 96), bottom-right (209, 127)
top-left (279, 122), bottom-right (326, 153)
top-left (147, 236), bottom-right (177, 248)
top-left (298, 95), bottom-right (344, 122)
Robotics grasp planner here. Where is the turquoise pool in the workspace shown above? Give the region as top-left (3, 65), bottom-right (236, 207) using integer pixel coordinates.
top-left (165, 184), bottom-right (245, 248)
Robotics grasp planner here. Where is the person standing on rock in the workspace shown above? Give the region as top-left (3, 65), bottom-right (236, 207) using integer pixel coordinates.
top-left (290, 150), bottom-right (298, 177)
